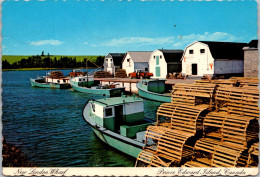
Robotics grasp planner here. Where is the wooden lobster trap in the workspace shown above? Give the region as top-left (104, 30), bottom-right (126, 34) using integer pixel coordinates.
top-left (156, 103), bottom-right (208, 134)
top-left (215, 85), bottom-right (259, 119)
top-left (171, 83), bottom-right (217, 109)
top-left (135, 126), bottom-right (195, 167)
top-left (246, 142), bottom-right (259, 167)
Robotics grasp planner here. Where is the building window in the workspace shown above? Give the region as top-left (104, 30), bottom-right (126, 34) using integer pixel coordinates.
top-left (154, 56), bottom-right (155, 59)
top-left (160, 55), bottom-right (162, 59)
top-left (105, 108), bottom-right (113, 117)
top-left (127, 59), bottom-right (130, 62)
top-left (189, 50), bottom-right (194, 54)
top-left (110, 59), bottom-right (113, 62)
top-left (106, 59), bottom-right (108, 63)
top-left (200, 49), bottom-right (205, 53)
top-left (145, 68), bottom-right (148, 72)
top-left (79, 79), bottom-right (81, 81)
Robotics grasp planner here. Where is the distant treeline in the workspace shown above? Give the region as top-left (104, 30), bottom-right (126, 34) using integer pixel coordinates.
top-left (2, 55), bottom-right (104, 69)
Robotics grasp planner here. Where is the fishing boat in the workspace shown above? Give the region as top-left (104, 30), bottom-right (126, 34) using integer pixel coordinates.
top-left (70, 75), bottom-right (125, 97)
top-left (30, 71), bottom-right (71, 89)
top-left (137, 79), bottom-right (171, 102)
top-left (82, 96), bottom-right (155, 158)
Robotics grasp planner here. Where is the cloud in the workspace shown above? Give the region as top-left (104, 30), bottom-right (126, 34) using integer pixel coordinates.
top-left (83, 42), bottom-right (88, 45)
top-left (173, 32), bottom-right (243, 47)
top-left (91, 36), bottom-right (175, 47)
top-left (30, 39), bottom-right (64, 46)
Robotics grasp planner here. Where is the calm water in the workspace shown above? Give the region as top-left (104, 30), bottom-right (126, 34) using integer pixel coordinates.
top-left (2, 69), bottom-right (162, 167)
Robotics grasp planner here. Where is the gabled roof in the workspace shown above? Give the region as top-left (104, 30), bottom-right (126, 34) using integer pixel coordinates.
top-left (158, 49), bottom-right (183, 63)
top-left (198, 41), bottom-right (247, 59)
top-left (247, 40), bottom-right (258, 48)
top-left (106, 53), bottom-right (125, 65)
top-left (124, 51), bottom-right (153, 63)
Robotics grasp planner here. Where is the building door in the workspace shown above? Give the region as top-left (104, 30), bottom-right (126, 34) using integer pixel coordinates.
top-left (156, 67), bottom-right (160, 77)
top-left (192, 64), bottom-right (198, 75)
top-left (114, 105), bottom-right (123, 132)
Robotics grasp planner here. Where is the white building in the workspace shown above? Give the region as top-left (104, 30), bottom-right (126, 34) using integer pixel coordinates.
top-left (149, 49), bottom-right (183, 78)
top-left (122, 51), bottom-right (152, 75)
top-left (181, 41), bottom-right (247, 77)
top-left (103, 53), bottom-right (125, 75)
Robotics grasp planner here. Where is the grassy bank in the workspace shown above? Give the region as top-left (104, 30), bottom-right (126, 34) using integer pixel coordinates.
top-left (2, 67), bottom-right (97, 71)
top-left (2, 55), bottom-right (102, 64)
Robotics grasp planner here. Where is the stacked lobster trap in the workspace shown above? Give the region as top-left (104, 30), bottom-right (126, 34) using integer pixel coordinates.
top-left (135, 78), bottom-right (259, 167)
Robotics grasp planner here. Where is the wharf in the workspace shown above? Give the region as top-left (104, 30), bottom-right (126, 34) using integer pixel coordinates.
top-left (94, 78), bottom-right (196, 94)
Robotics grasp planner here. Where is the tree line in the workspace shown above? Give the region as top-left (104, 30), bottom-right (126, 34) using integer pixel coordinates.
top-left (2, 55), bottom-right (104, 69)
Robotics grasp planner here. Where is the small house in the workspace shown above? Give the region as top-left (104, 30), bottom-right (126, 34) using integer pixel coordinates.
top-left (103, 53), bottom-right (125, 75)
top-left (149, 49), bottom-right (183, 78)
top-left (243, 40), bottom-right (258, 78)
top-left (122, 51), bottom-right (152, 75)
top-left (181, 41), bottom-right (247, 77)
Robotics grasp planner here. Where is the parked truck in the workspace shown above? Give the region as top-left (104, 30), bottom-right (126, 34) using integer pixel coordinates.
top-left (128, 69), bottom-right (153, 79)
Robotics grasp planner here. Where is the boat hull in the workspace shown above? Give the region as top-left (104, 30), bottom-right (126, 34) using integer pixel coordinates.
top-left (137, 82), bottom-right (171, 102)
top-left (91, 127), bottom-right (143, 158)
top-left (30, 78), bottom-right (71, 89)
top-left (71, 81), bottom-right (125, 97)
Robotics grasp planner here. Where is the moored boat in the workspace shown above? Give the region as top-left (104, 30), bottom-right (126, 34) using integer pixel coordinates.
top-left (70, 75), bottom-right (125, 97)
top-left (82, 96), bottom-right (155, 158)
top-left (137, 79), bottom-right (171, 102)
top-left (30, 71), bottom-right (71, 89)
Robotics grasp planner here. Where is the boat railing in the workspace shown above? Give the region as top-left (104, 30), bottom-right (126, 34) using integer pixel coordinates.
top-left (88, 68), bottom-right (102, 76)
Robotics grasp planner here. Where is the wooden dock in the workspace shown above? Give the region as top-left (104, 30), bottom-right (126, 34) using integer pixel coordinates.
top-left (94, 78), bottom-right (196, 94)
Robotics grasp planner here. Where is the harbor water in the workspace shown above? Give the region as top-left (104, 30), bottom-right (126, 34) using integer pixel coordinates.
top-left (2, 69), bottom-right (162, 167)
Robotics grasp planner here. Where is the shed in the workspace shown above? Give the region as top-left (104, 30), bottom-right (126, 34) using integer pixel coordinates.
top-left (103, 53), bottom-right (125, 75)
top-left (122, 51), bottom-right (152, 75)
top-left (149, 49), bottom-right (183, 78)
top-left (243, 40), bottom-right (258, 78)
top-left (181, 41), bottom-right (247, 77)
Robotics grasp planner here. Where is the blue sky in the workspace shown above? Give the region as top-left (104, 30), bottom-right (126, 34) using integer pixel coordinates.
top-left (2, 0), bottom-right (258, 55)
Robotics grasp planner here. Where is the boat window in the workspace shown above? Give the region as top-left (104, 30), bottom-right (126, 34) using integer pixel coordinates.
top-left (91, 103), bottom-right (95, 112)
top-left (83, 79), bottom-right (85, 81)
top-left (63, 79), bottom-right (66, 82)
top-left (79, 79), bottom-right (81, 81)
top-left (105, 108), bottom-right (113, 117)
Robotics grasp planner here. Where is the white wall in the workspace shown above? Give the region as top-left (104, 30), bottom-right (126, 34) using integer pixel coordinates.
top-left (45, 78), bottom-right (69, 84)
top-left (122, 53), bottom-right (134, 75)
top-left (149, 50), bottom-right (167, 78)
top-left (181, 42), bottom-right (214, 76)
top-left (214, 60), bottom-right (244, 74)
top-left (92, 103), bottom-right (104, 118)
top-left (124, 102), bottom-right (144, 115)
top-left (104, 56), bottom-right (114, 74)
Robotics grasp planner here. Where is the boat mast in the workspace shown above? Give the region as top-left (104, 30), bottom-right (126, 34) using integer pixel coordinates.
top-left (86, 58), bottom-right (88, 87)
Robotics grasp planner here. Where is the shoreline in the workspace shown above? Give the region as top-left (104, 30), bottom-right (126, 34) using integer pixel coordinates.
top-left (2, 67), bottom-right (97, 71)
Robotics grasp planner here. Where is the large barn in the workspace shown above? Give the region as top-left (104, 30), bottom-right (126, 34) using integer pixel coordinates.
top-left (181, 41), bottom-right (247, 77)
top-left (149, 49), bottom-right (183, 78)
top-left (122, 51), bottom-right (152, 75)
top-left (103, 53), bottom-right (125, 75)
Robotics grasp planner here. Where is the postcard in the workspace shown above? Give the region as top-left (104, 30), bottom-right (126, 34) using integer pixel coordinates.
top-left (2, 0), bottom-right (259, 176)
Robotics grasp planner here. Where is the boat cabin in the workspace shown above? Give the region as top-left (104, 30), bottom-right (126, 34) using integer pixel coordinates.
top-left (70, 76), bottom-right (95, 87)
top-left (45, 71), bottom-right (70, 84)
top-left (140, 79), bottom-right (167, 94)
top-left (88, 96), bottom-right (152, 138)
